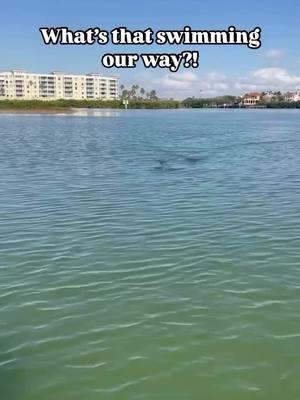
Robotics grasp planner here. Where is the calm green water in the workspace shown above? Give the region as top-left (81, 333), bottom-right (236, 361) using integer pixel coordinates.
top-left (1, 109), bottom-right (300, 400)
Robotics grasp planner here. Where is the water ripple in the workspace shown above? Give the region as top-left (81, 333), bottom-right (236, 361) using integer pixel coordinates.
top-left (0, 110), bottom-right (300, 400)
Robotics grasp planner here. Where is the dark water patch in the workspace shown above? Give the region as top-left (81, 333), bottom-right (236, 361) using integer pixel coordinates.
top-left (183, 156), bottom-right (205, 163)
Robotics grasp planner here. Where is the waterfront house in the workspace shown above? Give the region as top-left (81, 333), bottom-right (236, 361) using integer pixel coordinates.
top-left (242, 92), bottom-right (263, 106)
top-left (285, 90), bottom-right (300, 102)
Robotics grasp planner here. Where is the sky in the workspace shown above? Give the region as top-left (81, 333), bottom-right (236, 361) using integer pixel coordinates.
top-left (1, 0), bottom-right (300, 99)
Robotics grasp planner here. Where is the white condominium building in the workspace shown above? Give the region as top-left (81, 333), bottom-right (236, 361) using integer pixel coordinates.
top-left (0, 70), bottom-right (119, 100)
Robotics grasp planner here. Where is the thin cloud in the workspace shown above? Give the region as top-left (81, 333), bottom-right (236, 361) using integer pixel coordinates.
top-left (265, 49), bottom-right (285, 65)
top-left (253, 67), bottom-right (300, 86)
top-left (131, 67), bottom-right (300, 99)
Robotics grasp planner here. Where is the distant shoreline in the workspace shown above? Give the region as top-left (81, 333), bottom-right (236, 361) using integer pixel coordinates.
top-left (0, 98), bottom-right (299, 113)
top-left (0, 99), bottom-right (181, 111)
top-left (0, 107), bottom-right (299, 115)
top-left (0, 107), bottom-right (77, 114)
top-left (0, 108), bottom-right (122, 116)
top-left (1, 108), bottom-right (300, 116)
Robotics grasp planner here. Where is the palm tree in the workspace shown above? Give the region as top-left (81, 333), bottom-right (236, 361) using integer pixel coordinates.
top-left (122, 89), bottom-right (129, 99)
top-left (130, 85), bottom-right (136, 99)
top-left (140, 87), bottom-right (145, 97)
top-left (120, 84), bottom-right (125, 98)
top-left (149, 90), bottom-right (157, 100)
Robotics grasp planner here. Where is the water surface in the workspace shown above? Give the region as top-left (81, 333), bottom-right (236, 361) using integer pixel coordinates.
top-left (0, 109), bottom-right (300, 399)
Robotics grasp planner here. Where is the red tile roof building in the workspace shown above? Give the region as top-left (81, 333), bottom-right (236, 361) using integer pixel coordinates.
top-left (242, 92), bottom-right (262, 106)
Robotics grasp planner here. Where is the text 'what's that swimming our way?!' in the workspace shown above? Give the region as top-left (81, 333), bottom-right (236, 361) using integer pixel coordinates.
top-left (39, 26), bottom-right (262, 72)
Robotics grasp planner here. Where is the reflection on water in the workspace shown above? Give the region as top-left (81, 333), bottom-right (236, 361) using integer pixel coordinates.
top-left (0, 108), bottom-right (122, 117)
top-left (71, 108), bottom-right (121, 117)
top-left (0, 109), bottom-right (300, 400)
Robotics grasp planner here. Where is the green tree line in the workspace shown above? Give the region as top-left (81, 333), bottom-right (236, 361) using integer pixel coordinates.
top-left (1, 94), bottom-right (300, 110)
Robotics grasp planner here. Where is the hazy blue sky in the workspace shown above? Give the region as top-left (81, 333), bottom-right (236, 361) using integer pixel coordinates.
top-left (1, 0), bottom-right (299, 98)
